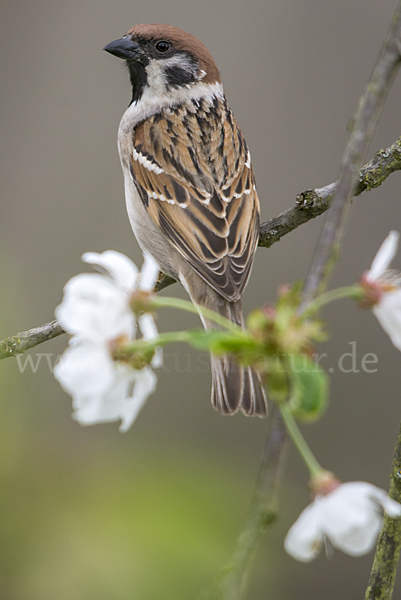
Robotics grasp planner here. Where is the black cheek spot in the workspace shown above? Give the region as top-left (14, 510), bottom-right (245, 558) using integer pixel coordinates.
top-left (165, 65), bottom-right (196, 88)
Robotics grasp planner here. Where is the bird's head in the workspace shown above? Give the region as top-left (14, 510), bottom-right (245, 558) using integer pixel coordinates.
top-left (104, 24), bottom-right (221, 105)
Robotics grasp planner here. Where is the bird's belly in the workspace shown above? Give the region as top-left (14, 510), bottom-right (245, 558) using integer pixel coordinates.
top-left (124, 176), bottom-right (179, 279)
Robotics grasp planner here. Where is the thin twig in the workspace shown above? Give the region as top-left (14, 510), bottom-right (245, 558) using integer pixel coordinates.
top-left (365, 420), bottom-right (401, 600)
top-left (259, 136), bottom-right (401, 250)
top-left (300, 6), bottom-right (401, 308)
top-left (0, 321), bottom-right (64, 360)
top-left (1, 136), bottom-right (400, 361)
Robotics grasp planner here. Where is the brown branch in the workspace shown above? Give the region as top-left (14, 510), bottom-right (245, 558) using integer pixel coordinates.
top-left (1, 135), bottom-right (400, 361)
top-left (365, 419), bottom-right (401, 600)
top-left (0, 321), bottom-right (65, 360)
top-left (259, 136), bottom-right (401, 250)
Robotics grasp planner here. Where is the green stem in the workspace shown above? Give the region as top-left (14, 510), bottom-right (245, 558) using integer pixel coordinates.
top-left (279, 403), bottom-right (322, 477)
top-left (121, 330), bottom-right (193, 355)
top-left (151, 296), bottom-right (240, 331)
top-left (303, 284), bottom-right (363, 317)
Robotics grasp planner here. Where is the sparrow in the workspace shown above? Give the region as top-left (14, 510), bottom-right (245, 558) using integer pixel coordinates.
top-left (104, 24), bottom-right (267, 417)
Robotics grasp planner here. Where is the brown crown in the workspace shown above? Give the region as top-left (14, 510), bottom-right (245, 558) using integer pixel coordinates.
top-left (126, 24), bottom-right (221, 85)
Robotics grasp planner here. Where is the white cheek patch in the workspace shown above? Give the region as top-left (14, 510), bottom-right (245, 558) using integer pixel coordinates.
top-left (145, 60), bottom-right (168, 98)
top-left (163, 54), bottom-right (198, 83)
top-left (145, 55), bottom-right (198, 94)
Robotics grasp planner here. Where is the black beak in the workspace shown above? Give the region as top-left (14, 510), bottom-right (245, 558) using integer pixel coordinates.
top-left (103, 37), bottom-right (141, 60)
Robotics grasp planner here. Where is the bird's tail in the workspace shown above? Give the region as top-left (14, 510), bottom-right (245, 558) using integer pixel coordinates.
top-left (187, 283), bottom-right (267, 417)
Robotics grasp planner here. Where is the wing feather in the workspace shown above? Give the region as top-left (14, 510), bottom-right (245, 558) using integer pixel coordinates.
top-left (130, 98), bottom-right (260, 301)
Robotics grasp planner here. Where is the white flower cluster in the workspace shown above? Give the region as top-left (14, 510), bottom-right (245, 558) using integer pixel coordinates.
top-left (285, 232), bottom-right (401, 562)
top-left (52, 238), bottom-right (401, 566)
top-left (285, 481), bottom-right (401, 562)
top-left (54, 250), bottom-right (161, 431)
top-left (363, 230), bottom-right (401, 351)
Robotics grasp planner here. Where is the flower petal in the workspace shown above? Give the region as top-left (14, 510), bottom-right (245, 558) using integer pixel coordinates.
top-left (284, 499), bottom-right (324, 562)
top-left (367, 231), bottom-right (399, 281)
top-left (330, 511), bottom-right (381, 556)
top-left (72, 393), bottom-right (118, 425)
top-left (82, 250), bottom-right (139, 292)
top-left (71, 363), bottom-right (134, 426)
top-left (54, 341), bottom-right (114, 396)
top-left (119, 366), bottom-right (158, 432)
top-left (366, 485), bottom-right (401, 518)
top-left (373, 291), bottom-right (401, 351)
top-left (285, 481), bottom-right (401, 562)
top-left (65, 362), bottom-right (157, 431)
top-left (138, 253), bottom-right (160, 292)
top-left (150, 348), bottom-right (163, 368)
top-left (321, 483), bottom-right (382, 555)
top-left (138, 313), bottom-right (158, 341)
top-left (56, 273), bottom-right (135, 340)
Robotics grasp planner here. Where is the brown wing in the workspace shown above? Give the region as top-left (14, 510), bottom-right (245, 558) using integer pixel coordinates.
top-left (130, 98), bottom-right (260, 302)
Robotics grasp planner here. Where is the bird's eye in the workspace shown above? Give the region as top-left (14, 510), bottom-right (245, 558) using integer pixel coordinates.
top-left (155, 40), bottom-right (171, 53)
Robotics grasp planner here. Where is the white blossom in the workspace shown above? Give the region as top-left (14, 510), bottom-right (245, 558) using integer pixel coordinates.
top-left (362, 231), bottom-right (401, 351)
top-left (54, 251), bottom-right (161, 430)
top-left (284, 482), bottom-right (401, 562)
top-left (82, 250), bottom-right (162, 367)
top-left (56, 273), bottom-right (135, 342)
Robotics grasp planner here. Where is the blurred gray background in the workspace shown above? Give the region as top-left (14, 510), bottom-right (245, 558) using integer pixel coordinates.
top-left (1, 1), bottom-right (401, 599)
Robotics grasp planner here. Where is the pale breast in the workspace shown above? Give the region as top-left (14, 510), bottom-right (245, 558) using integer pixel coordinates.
top-left (123, 174), bottom-right (180, 279)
